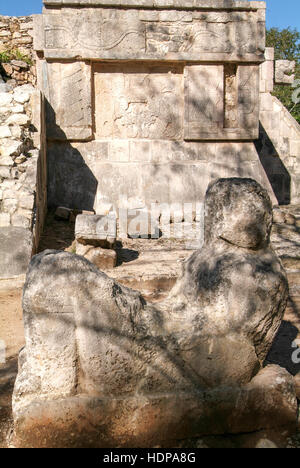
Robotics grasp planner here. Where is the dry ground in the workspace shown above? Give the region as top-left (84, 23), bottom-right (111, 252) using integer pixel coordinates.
top-left (0, 288), bottom-right (23, 448)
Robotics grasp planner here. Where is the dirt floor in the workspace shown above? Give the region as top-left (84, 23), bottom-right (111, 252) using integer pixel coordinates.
top-left (0, 288), bottom-right (23, 448)
top-left (1, 209), bottom-right (300, 448)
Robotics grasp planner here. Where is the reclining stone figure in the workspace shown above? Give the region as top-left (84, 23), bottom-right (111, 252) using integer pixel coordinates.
top-left (12, 178), bottom-right (297, 448)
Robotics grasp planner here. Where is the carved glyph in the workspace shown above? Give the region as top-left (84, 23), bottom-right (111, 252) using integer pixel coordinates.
top-left (43, 61), bottom-right (92, 140)
top-left (35, 7), bottom-right (265, 62)
top-left (94, 63), bottom-right (183, 140)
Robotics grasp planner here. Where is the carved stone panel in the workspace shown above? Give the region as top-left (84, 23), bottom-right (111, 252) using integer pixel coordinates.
top-left (35, 7), bottom-right (265, 62)
top-left (184, 65), bottom-right (224, 140)
top-left (40, 9), bottom-right (146, 59)
top-left (237, 65), bottom-right (259, 139)
top-left (94, 63), bottom-right (183, 140)
top-left (275, 60), bottom-right (296, 85)
top-left (184, 65), bottom-right (259, 140)
top-left (43, 61), bottom-right (92, 141)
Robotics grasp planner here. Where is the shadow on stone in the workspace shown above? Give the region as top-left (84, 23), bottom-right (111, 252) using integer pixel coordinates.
top-left (255, 122), bottom-right (291, 205)
top-left (45, 100), bottom-right (98, 212)
top-left (265, 320), bottom-right (300, 376)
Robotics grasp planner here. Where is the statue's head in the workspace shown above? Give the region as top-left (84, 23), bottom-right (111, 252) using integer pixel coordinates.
top-left (204, 178), bottom-right (273, 250)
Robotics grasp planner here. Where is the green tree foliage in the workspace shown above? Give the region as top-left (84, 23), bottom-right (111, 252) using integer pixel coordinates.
top-left (266, 27), bottom-right (300, 124)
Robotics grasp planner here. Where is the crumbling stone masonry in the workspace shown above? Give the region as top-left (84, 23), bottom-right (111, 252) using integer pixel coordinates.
top-left (0, 81), bottom-right (47, 278)
top-left (0, 15), bottom-right (36, 86)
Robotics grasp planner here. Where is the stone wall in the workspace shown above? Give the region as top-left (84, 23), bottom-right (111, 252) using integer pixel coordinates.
top-left (37, 0), bottom-right (276, 222)
top-left (0, 15), bottom-right (36, 86)
top-left (0, 15), bottom-right (46, 279)
top-left (258, 48), bottom-right (300, 205)
top-left (0, 80), bottom-right (47, 278)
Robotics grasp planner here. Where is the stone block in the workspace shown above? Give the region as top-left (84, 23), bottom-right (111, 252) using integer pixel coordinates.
top-left (84, 247), bottom-right (117, 270)
top-left (290, 140), bottom-right (300, 157)
top-left (13, 88), bottom-right (31, 104)
top-left (0, 126), bottom-right (11, 138)
top-left (0, 213), bottom-right (11, 227)
top-left (184, 65), bottom-right (224, 140)
top-left (0, 140), bottom-right (23, 158)
top-left (12, 366), bottom-right (298, 448)
top-left (184, 64), bottom-right (259, 140)
top-left (260, 92), bottom-right (274, 112)
top-left (108, 141), bottom-right (130, 162)
top-left (55, 206), bottom-right (72, 220)
top-left (0, 155), bottom-right (14, 166)
top-left (7, 114), bottom-right (29, 126)
top-left (129, 140), bottom-right (151, 162)
top-left (11, 214), bottom-right (31, 229)
top-left (19, 193), bottom-right (35, 210)
top-left (127, 208), bottom-right (152, 238)
top-left (0, 92), bottom-right (13, 107)
top-left (94, 63), bottom-right (183, 140)
top-left (0, 226), bottom-right (32, 278)
top-left (275, 60), bottom-right (296, 85)
top-left (43, 61), bottom-right (92, 141)
top-left (260, 60), bottom-right (274, 92)
top-left (236, 65), bottom-right (259, 139)
top-left (37, 6), bottom-right (265, 63)
top-left (265, 47), bottom-right (274, 61)
top-left (75, 213), bottom-right (117, 248)
top-left (0, 166), bottom-right (11, 178)
top-left (46, 140), bottom-right (277, 213)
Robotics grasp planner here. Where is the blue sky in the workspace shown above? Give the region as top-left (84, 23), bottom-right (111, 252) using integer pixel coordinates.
top-left (0, 0), bottom-right (299, 31)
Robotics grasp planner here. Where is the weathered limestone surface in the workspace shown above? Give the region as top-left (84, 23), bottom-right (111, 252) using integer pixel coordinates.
top-left (0, 16), bottom-right (36, 87)
top-left (75, 213), bottom-right (117, 247)
top-left (42, 61), bottom-right (92, 140)
top-left (275, 60), bottom-right (295, 85)
top-left (76, 243), bottom-right (117, 270)
top-left (12, 364), bottom-right (297, 448)
top-left (94, 63), bottom-right (183, 140)
top-left (47, 140), bottom-right (277, 212)
top-left (13, 179), bottom-right (295, 448)
top-left (43, 0), bottom-right (266, 8)
top-left (0, 226), bottom-right (32, 278)
top-left (34, 4), bottom-right (266, 62)
top-left (184, 64), bottom-right (259, 140)
top-left (31, 0), bottom-right (272, 216)
top-left (258, 50), bottom-right (300, 205)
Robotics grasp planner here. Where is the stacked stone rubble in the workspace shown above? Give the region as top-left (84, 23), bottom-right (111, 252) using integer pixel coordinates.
top-left (0, 76), bottom-right (46, 277)
top-left (0, 16), bottom-right (36, 86)
top-left (0, 83), bottom-right (37, 230)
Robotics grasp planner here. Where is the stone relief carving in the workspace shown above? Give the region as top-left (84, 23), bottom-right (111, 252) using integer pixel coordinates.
top-left (184, 64), bottom-right (259, 140)
top-left (184, 65), bottom-right (224, 140)
top-left (36, 8), bottom-right (265, 62)
top-left (94, 63), bottom-right (183, 140)
top-left (275, 60), bottom-right (296, 85)
top-left (43, 61), bottom-right (92, 140)
top-left (44, 11), bottom-right (146, 53)
top-left (181, 23), bottom-right (233, 53)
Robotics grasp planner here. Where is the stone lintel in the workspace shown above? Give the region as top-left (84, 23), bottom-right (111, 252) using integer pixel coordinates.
top-left (43, 51), bottom-right (265, 63)
top-left (43, 1), bottom-right (266, 11)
